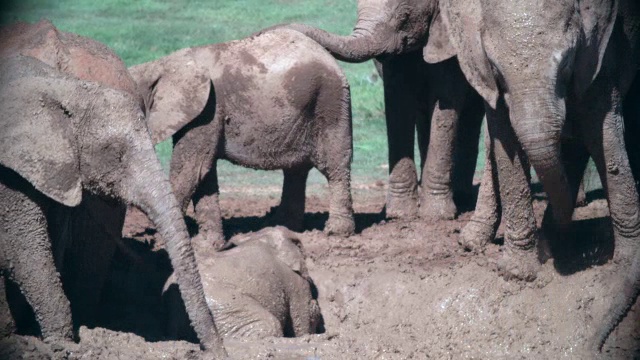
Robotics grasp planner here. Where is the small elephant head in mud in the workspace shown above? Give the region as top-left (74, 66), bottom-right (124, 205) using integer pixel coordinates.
top-left (0, 55), bottom-right (225, 356)
top-left (129, 28), bottom-right (356, 250)
top-left (164, 227), bottom-right (323, 340)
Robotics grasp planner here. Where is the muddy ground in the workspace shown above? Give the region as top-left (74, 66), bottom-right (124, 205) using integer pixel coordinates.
top-left (1, 183), bottom-right (639, 359)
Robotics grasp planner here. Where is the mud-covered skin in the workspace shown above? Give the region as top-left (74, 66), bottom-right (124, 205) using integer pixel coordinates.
top-left (261, 0), bottom-right (485, 222)
top-left (130, 29), bottom-right (355, 248)
top-left (431, 0), bottom-right (639, 351)
top-left (0, 55), bottom-right (225, 356)
top-left (164, 227), bottom-right (321, 340)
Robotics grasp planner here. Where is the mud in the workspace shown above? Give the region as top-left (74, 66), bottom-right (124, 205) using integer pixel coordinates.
top-left (2, 185), bottom-right (639, 359)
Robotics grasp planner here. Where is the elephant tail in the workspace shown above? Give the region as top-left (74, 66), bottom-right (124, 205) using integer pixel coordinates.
top-left (594, 254), bottom-right (640, 352)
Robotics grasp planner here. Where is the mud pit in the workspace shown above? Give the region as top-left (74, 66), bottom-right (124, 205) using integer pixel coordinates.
top-left (2, 185), bottom-right (639, 359)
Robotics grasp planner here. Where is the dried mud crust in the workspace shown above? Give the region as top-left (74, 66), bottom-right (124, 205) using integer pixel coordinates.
top-left (3, 188), bottom-right (639, 359)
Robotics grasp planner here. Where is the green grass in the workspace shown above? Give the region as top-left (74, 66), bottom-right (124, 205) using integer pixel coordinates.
top-left (1, 0), bottom-right (474, 191)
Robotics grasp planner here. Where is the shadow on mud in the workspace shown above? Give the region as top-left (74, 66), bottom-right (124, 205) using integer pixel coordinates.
top-left (221, 210), bottom-right (386, 238)
top-left (548, 216), bottom-right (615, 276)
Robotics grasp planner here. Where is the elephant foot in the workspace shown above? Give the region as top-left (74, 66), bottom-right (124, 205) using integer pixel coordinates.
top-left (324, 213), bottom-right (355, 237)
top-left (419, 191), bottom-right (457, 222)
top-left (458, 219), bottom-right (496, 253)
top-left (385, 192), bottom-right (418, 220)
top-left (497, 243), bottom-right (540, 282)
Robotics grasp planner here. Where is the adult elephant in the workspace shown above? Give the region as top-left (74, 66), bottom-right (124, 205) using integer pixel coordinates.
top-left (427, 0), bottom-right (639, 351)
top-left (0, 20), bottom-right (226, 356)
top-left (267, 0), bottom-right (485, 221)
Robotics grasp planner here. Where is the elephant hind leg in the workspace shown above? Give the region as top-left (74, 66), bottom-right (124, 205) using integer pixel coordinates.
top-left (314, 77), bottom-right (355, 236)
top-left (419, 100), bottom-right (459, 222)
top-left (170, 115), bottom-right (223, 252)
top-left (459, 121), bottom-right (501, 253)
top-left (270, 167), bottom-right (311, 232)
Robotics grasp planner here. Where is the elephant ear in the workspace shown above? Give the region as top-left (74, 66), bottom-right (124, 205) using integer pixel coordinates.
top-left (0, 72), bottom-right (82, 207)
top-left (423, 10), bottom-right (457, 64)
top-left (129, 48), bottom-right (212, 144)
top-left (436, 0), bottom-right (499, 108)
top-left (574, 0), bottom-right (619, 96)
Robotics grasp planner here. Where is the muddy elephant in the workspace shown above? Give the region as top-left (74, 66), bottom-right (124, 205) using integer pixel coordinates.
top-left (129, 28), bottom-right (355, 249)
top-left (427, 0), bottom-right (638, 351)
top-left (0, 21), bottom-right (225, 356)
top-left (263, 0), bottom-right (485, 221)
top-left (164, 227), bottom-right (322, 340)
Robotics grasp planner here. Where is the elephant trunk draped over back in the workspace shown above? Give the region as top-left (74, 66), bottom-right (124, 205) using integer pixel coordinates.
top-left (257, 0), bottom-right (485, 221)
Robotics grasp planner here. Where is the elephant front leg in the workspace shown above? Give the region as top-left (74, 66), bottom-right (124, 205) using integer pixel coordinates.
top-left (487, 104), bottom-right (540, 281)
top-left (381, 57), bottom-right (421, 219)
top-left (270, 168), bottom-right (310, 232)
top-left (459, 121), bottom-right (501, 253)
top-left (1, 191), bottom-right (74, 343)
top-left (582, 91), bottom-right (640, 352)
top-left (419, 101), bottom-right (459, 221)
top-left (192, 163), bottom-right (225, 252)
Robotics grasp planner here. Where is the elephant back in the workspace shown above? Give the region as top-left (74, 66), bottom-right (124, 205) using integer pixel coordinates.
top-left (0, 19), bottom-right (142, 104)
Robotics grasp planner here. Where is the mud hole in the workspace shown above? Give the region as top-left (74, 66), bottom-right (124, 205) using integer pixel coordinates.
top-left (2, 186), bottom-right (639, 359)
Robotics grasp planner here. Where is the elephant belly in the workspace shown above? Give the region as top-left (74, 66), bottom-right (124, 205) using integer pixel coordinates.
top-left (221, 114), bottom-right (313, 170)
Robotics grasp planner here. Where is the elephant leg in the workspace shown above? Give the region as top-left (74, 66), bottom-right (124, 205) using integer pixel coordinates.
top-left (419, 100), bottom-right (459, 221)
top-left (0, 275), bottom-right (16, 338)
top-left (170, 119), bottom-right (222, 253)
top-left (487, 104), bottom-right (540, 281)
top-left (317, 156), bottom-right (355, 236)
top-left (272, 167), bottom-right (311, 233)
top-left (381, 55), bottom-right (423, 219)
top-left (459, 121), bottom-right (501, 253)
top-left (453, 93), bottom-right (484, 208)
top-left (0, 185), bottom-right (74, 342)
top-left (581, 88), bottom-right (640, 352)
top-left (582, 101), bottom-right (640, 262)
top-left (191, 162), bottom-right (225, 252)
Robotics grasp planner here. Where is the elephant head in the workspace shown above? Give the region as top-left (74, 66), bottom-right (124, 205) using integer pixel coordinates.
top-left (128, 48), bottom-right (213, 144)
top-left (269, 0), bottom-right (455, 63)
top-left (0, 56), bottom-right (226, 356)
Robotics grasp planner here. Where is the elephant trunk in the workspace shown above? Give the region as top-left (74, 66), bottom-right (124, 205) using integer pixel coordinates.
top-left (127, 149), bottom-right (227, 357)
top-left (510, 90), bottom-right (574, 228)
top-left (595, 254), bottom-right (640, 351)
top-left (283, 5), bottom-right (390, 63)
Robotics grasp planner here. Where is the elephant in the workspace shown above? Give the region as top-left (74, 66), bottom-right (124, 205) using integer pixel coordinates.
top-left (129, 28), bottom-right (356, 250)
top-left (262, 0), bottom-right (486, 221)
top-left (0, 34), bottom-right (226, 358)
top-left (164, 227), bottom-right (322, 340)
top-left (426, 0), bottom-right (639, 351)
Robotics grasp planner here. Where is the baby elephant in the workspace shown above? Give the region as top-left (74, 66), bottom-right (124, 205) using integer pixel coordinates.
top-left (163, 227), bottom-right (322, 339)
top-left (130, 29), bottom-right (356, 249)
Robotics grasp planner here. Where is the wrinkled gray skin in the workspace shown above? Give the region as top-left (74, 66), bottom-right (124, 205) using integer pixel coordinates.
top-left (262, 0), bottom-right (485, 221)
top-left (164, 227), bottom-right (322, 340)
top-left (130, 29), bottom-right (355, 249)
top-left (428, 0), bottom-right (638, 351)
top-left (0, 25), bottom-right (225, 356)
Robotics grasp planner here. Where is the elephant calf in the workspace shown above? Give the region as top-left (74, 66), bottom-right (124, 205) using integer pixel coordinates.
top-left (130, 28), bottom-right (356, 249)
top-left (163, 227), bottom-right (322, 339)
